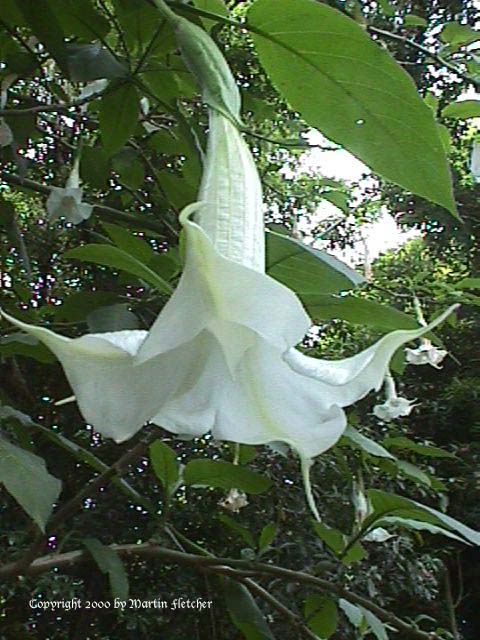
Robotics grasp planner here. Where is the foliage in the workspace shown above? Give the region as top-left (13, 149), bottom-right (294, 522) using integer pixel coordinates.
top-left (1, 0), bottom-right (479, 639)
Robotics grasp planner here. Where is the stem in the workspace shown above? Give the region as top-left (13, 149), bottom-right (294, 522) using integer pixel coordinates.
top-left (0, 543), bottom-right (441, 639)
top-left (368, 26), bottom-right (480, 90)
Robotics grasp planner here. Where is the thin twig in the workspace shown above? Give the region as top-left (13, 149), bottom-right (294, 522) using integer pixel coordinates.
top-left (0, 90), bottom-right (108, 117)
top-left (368, 26), bottom-right (480, 89)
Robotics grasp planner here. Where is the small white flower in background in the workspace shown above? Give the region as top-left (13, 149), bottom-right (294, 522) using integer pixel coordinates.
top-left (373, 396), bottom-right (415, 422)
top-left (363, 527), bottom-right (396, 543)
top-left (373, 372), bottom-right (416, 422)
top-left (218, 488), bottom-right (248, 513)
top-left (405, 338), bottom-right (447, 369)
top-left (46, 155), bottom-right (93, 224)
top-left (470, 139), bottom-right (480, 183)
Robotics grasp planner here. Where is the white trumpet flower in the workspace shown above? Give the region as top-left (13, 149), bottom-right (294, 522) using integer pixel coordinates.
top-left (373, 373), bottom-right (416, 422)
top-left (47, 156), bottom-right (93, 224)
top-left (405, 338), bottom-right (447, 369)
top-left (1, 110), bottom-right (458, 519)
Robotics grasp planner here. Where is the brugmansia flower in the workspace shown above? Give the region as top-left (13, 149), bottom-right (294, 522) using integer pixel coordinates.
top-left (405, 338), bottom-right (447, 369)
top-left (0, 109), bottom-right (458, 519)
top-left (373, 373), bottom-right (416, 422)
top-left (47, 156), bottom-right (93, 224)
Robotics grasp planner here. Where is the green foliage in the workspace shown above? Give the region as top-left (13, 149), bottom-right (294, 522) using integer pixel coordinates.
top-left (0, 0), bottom-right (479, 637)
top-left (184, 459), bottom-right (272, 494)
top-left (248, 0), bottom-right (457, 216)
top-left (0, 433), bottom-right (61, 531)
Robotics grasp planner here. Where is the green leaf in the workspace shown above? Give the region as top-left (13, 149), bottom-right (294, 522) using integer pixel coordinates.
top-left (367, 489), bottom-right (480, 546)
top-left (248, 0), bottom-right (457, 216)
top-left (440, 22), bottom-right (480, 47)
top-left (304, 595), bottom-right (338, 639)
top-left (0, 331), bottom-right (55, 363)
top-left (68, 43), bottom-right (128, 82)
top-left (103, 223), bottom-right (156, 264)
top-left (404, 14), bottom-right (427, 28)
top-left (192, 0), bottom-right (229, 30)
top-left (184, 460), bottom-right (272, 495)
top-left (266, 230), bottom-right (364, 296)
top-left (377, 0), bottom-right (395, 17)
top-left (395, 460), bottom-right (431, 487)
top-left (299, 294), bottom-right (418, 331)
top-left (313, 521), bottom-right (345, 555)
top-left (16, 0), bottom-right (68, 72)
top-left (382, 436), bottom-right (455, 459)
top-left (112, 148), bottom-right (145, 190)
top-left (442, 100), bottom-right (480, 120)
top-left (83, 538), bottom-right (129, 600)
top-left (55, 291), bottom-right (119, 322)
top-left (149, 440), bottom-right (179, 493)
top-left (218, 514), bottom-right (256, 548)
top-left (100, 84), bottom-right (140, 156)
top-left (342, 426), bottom-right (396, 459)
top-left (80, 144), bottom-right (110, 190)
top-left (65, 244), bottom-right (173, 293)
top-left (339, 599), bottom-right (364, 628)
top-left (455, 277), bottom-right (480, 289)
top-left (258, 522), bottom-right (278, 552)
top-left (224, 579), bottom-right (275, 640)
top-left (374, 516), bottom-right (467, 543)
top-left (50, 0), bottom-right (111, 40)
top-left (86, 304), bottom-right (139, 332)
top-left (363, 609), bottom-right (388, 640)
top-left (0, 435), bottom-right (61, 531)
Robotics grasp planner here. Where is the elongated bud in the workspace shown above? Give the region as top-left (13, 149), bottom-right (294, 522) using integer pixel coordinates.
top-left (197, 110), bottom-right (264, 271)
top-left (153, 0), bottom-right (241, 124)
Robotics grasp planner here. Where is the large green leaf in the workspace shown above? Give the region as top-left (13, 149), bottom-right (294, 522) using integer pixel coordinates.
top-left (248, 0), bottom-right (457, 216)
top-left (299, 294), bottom-right (418, 331)
top-left (224, 579), bottom-right (275, 640)
top-left (0, 436), bottom-right (61, 531)
top-left (366, 489), bottom-right (480, 546)
top-left (99, 83), bottom-right (140, 155)
top-left (266, 230), bottom-right (363, 295)
top-left (184, 460), bottom-right (272, 494)
top-left (65, 244), bottom-right (172, 293)
top-left (83, 538), bottom-right (129, 601)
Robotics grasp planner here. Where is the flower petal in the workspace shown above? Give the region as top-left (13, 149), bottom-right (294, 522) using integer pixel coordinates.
top-left (136, 219), bottom-right (310, 366)
top-left (1, 310), bottom-right (189, 442)
top-left (283, 304), bottom-right (459, 408)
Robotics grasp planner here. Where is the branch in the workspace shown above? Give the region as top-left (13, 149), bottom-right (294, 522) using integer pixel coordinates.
top-left (368, 26), bottom-right (480, 89)
top-left (0, 172), bottom-right (171, 236)
top-left (0, 91), bottom-right (107, 117)
top-left (0, 543), bottom-right (441, 639)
